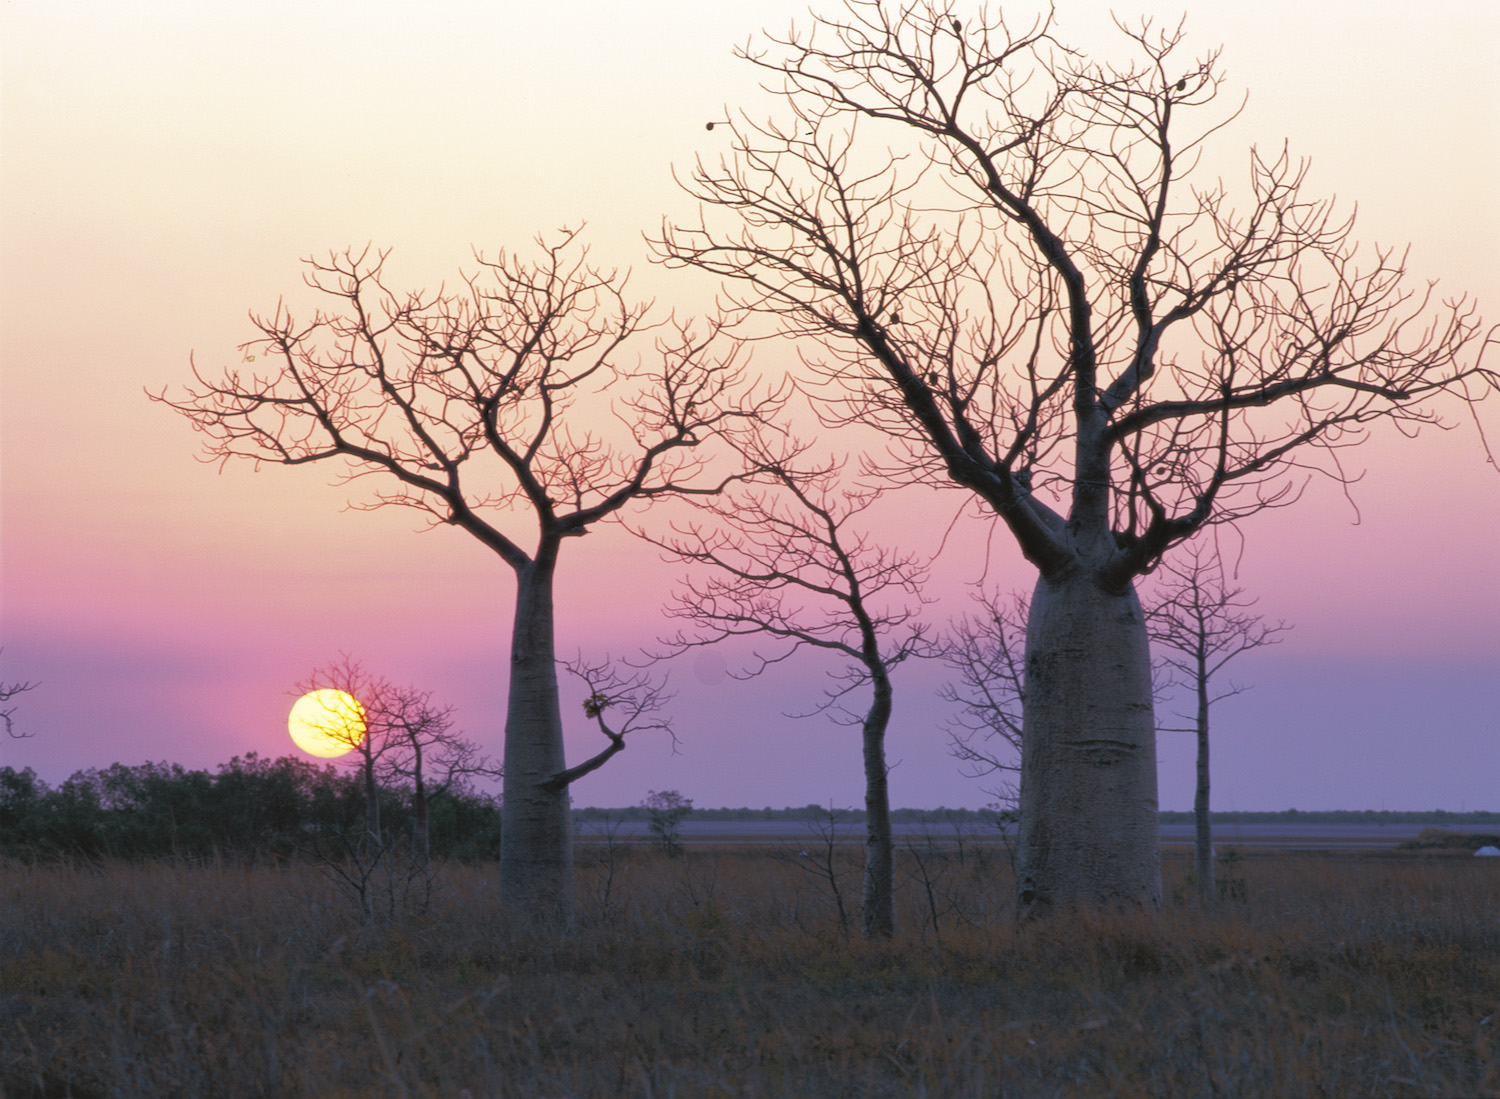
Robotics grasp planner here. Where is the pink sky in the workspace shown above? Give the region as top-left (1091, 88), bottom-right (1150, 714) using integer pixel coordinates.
top-left (3, 0), bottom-right (1498, 812)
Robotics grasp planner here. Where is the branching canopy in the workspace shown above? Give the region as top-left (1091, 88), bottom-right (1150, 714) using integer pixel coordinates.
top-left (645, 437), bottom-right (932, 720)
top-left (658, 0), bottom-right (1497, 584)
top-left (1147, 540), bottom-right (1289, 712)
top-left (157, 229), bottom-right (781, 571)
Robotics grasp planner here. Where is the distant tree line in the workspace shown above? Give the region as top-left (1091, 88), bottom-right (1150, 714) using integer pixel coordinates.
top-left (574, 806), bottom-right (1500, 827)
top-left (0, 754), bottom-right (501, 863)
top-left (572, 805), bottom-right (1013, 825)
top-left (1158, 809), bottom-right (1500, 826)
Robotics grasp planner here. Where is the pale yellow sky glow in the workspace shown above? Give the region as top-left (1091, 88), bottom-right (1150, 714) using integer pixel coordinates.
top-left (2, 0), bottom-right (1497, 810)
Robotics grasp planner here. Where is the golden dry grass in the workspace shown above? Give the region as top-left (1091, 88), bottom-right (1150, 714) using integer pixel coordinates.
top-left (2, 843), bottom-right (1498, 1097)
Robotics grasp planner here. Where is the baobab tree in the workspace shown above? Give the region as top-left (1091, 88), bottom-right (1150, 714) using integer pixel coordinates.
top-left (157, 231), bottom-right (777, 920)
top-left (658, 1), bottom-right (1496, 914)
top-left (1148, 542), bottom-right (1287, 901)
top-left (645, 443), bottom-right (932, 937)
top-left (944, 556), bottom-right (1284, 905)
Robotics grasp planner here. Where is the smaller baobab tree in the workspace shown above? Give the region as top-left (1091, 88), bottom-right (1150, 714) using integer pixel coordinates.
top-left (1147, 542), bottom-right (1288, 901)
top-left (155, 229), bottom-right (780, 921)
top-left (292, 659), bottom-right (396, 919)
top-left (294, 659), bottom-right (388, 863)
top-left (644, 442), bottom-right (932, 937)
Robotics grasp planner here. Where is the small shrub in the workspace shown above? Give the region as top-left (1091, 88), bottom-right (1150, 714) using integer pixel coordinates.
top-left (642, 789), bottom-right (692, 857)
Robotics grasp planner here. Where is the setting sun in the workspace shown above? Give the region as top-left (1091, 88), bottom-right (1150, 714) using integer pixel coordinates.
top-left (287, 689), bottom-right (366, 758)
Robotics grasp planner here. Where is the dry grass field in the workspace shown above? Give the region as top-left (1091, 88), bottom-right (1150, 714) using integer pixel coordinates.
top-left (3, 840), bottom-right (1498, 1097)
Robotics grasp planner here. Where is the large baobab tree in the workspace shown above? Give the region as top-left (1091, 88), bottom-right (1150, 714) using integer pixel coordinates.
top-left (157, 231), bottom-right (775, 920)
top-left (646, 444), bottom-right (931, 937)
top-left (1148, 542), bottom-right (1287, 901)
top-left (943, 554), bottom-right (1285, 906)
top-left (658, 1), bottom-right (1496, 914)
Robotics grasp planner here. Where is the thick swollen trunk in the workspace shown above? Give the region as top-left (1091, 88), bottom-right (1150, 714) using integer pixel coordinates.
top-left (1194, 674), bottom-right (1214, 902)
top-left (499, 552), bottom-right (573, 921)
top-left (1017, 568), bottom-right (1160, 917)
top-left (861, 673), bottom-right (895, 938)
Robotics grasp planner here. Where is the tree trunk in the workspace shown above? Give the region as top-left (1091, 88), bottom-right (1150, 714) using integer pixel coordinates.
top-left (1017, 567), bottom-right (1160, 917)
top-left (412, 766), bottom-right (430, 874)
top-left (1194, 667), bottom-right (1214, 902)
top-left (362, 745), bottom-right (382, 860)
top-left (861, 671), bottom-right (895, 938)
top-left (499, 548), bottom-right (573, 922)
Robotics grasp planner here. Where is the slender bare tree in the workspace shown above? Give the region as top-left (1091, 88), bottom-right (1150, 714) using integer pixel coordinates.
top-left (291, 658), bottom-right (399, 919)
top-left (657, 0), bottom-right (1496, 914)
top-left (368, 681), bottom-right (499, 873)
top-left (294, 658), bottom-right (389, 861)
top-left (156, 230), bottom-right (778, 921)
top-left (940, 591), bottom-right (1027, 803)
top-left (1148, 542), bottom-right (1288, 901)
top-left (296, 658), bottom-right (503, 910)
top-left (645, 441), bottom-right (932, 937)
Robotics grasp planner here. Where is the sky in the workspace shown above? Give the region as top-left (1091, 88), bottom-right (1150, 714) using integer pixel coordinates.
top-left (2, 0), bottom-right (1498, 813)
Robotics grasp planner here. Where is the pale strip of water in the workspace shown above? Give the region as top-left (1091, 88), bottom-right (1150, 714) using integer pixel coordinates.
top-left (575, 820), bottom-right (1456, 850)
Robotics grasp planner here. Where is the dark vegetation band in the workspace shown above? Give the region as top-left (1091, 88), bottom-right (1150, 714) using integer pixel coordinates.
top-left (0, 754), bottom-right (502, 864)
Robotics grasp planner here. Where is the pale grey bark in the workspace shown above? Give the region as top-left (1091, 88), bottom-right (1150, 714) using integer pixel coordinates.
top-left (1017, 568), bottom-right (1160, 916)
top-left (498, 550), bottom-right (574, 917)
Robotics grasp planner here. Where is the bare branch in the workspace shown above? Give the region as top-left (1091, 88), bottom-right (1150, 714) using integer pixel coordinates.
top-left (1146, 539), bottom-right (1290, 703)
top-left (658, 0), bottom-right (1497, 586)
top-left (644, 432), bottom-right (934, 716)
top-left (1, 660), bottom-right (37, 741)
top-left (545, 657), bottom-right (676, 790)
top-left (153, 231), bottom-right (784, 571)
top-left (938, 591), bottom-right (1027, 793)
